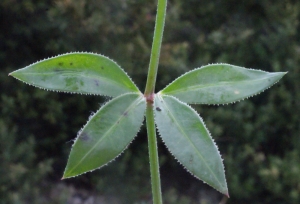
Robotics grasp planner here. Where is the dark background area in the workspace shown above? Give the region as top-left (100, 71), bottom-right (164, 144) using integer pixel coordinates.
top-left (1, 0), bottom-right (299, 203)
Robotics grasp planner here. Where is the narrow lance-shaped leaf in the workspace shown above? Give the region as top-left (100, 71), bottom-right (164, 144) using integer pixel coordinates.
top-left (63, 93), bottom-right (146, 178)
top-left (9, 53), bottom-right (139, 97)
top-left (161, 63), bottom-right (287, 104)
top-left (154, 94), bottom-right (228, 196)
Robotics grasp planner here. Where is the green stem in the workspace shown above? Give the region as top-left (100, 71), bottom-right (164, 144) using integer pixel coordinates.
top-left (144, 0), bottom-right (167, 203)
top-left (144, 0), bottom-right (167, 96)
top-left (146, 103), bottom-right (163, 204)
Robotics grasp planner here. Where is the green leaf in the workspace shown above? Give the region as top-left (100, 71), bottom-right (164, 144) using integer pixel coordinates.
top-left (9, 53), bottom-right (139, 97)
top-left (63, 93), bottom-right (146, 178)
top-left (161, 63), bottom-right (287, 104)
top-left (154, 94), bottom-right (228, 196)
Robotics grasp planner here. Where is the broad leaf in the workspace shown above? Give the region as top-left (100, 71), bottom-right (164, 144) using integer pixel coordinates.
top-left (161, 64), bottom-right (287, 104)
top-left (154, 94), bottom-right (228, 196)
top-left (63, 93), bottom-right (146, 178)
top-left (9, 53), bottom-right (139, 97)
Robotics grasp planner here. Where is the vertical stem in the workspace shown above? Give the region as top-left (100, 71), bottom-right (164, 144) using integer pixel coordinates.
top-left (146, 103), bottom-right (163, 204)
top-left (144, 0), bottom-right (167, 204)
top-left (144, 0), bottom-right (167, 203)
top-left (144, 0), bottom-right (167, 96)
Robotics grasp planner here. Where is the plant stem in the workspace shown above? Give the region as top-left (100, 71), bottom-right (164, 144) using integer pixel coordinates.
top-left (144, 0), bottom-right (167, 96)
top-left (144, 0), bottom-right (167, 203)
top-left (146, 103), bottom-right (163, 204)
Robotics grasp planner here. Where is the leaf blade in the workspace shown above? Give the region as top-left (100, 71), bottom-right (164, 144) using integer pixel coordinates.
top-left (161, 63), bottom-right (287, 104)
top-left (63, 93), bottom-right (146, 178)
top-left (154, 94), bottom-right (228, 195)
top-left (9, 53), bottom-right (139, 97)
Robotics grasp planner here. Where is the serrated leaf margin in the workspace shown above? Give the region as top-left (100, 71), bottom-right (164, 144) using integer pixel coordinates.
top-left (160, 63), bottom-right (287, 105)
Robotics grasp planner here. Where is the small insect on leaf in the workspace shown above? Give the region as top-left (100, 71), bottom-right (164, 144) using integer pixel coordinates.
top-left (156, 107), bottom-right (161, 111)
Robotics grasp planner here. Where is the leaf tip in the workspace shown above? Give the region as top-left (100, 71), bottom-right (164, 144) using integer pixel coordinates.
top-left (8, 71), bottom-right (16, 77)
top-left (61, 174), bottom-right (69, 180)
top-left (61, 172), bottom-right (72, 180)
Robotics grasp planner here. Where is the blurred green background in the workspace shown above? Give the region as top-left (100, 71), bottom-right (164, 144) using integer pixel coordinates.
top-left (1, 0), bottom-right (299, 203)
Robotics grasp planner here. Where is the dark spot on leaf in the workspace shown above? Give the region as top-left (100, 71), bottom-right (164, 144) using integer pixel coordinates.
top-left (79, 132), bottom-right (89, 141)
top-left (156, 107), bottom-right (161, 111)
top-left (58, 62), bottom-right (63, 66)
top-left (189, 155), bottom-right (193, 164)
top-left (101, 66), bottom-right (104, 69)
top-left (54, 69), bottom-right (63, 73)
top-left (94, 80), bottom-right (99, 86)
top-left (123, 111), bottom-right (128, 116)
top-left (70, 62), bottom-right (73, 65)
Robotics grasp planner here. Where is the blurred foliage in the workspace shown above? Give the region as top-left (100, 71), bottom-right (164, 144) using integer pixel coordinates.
top-left (1, 0), bottom-right (300, 203)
